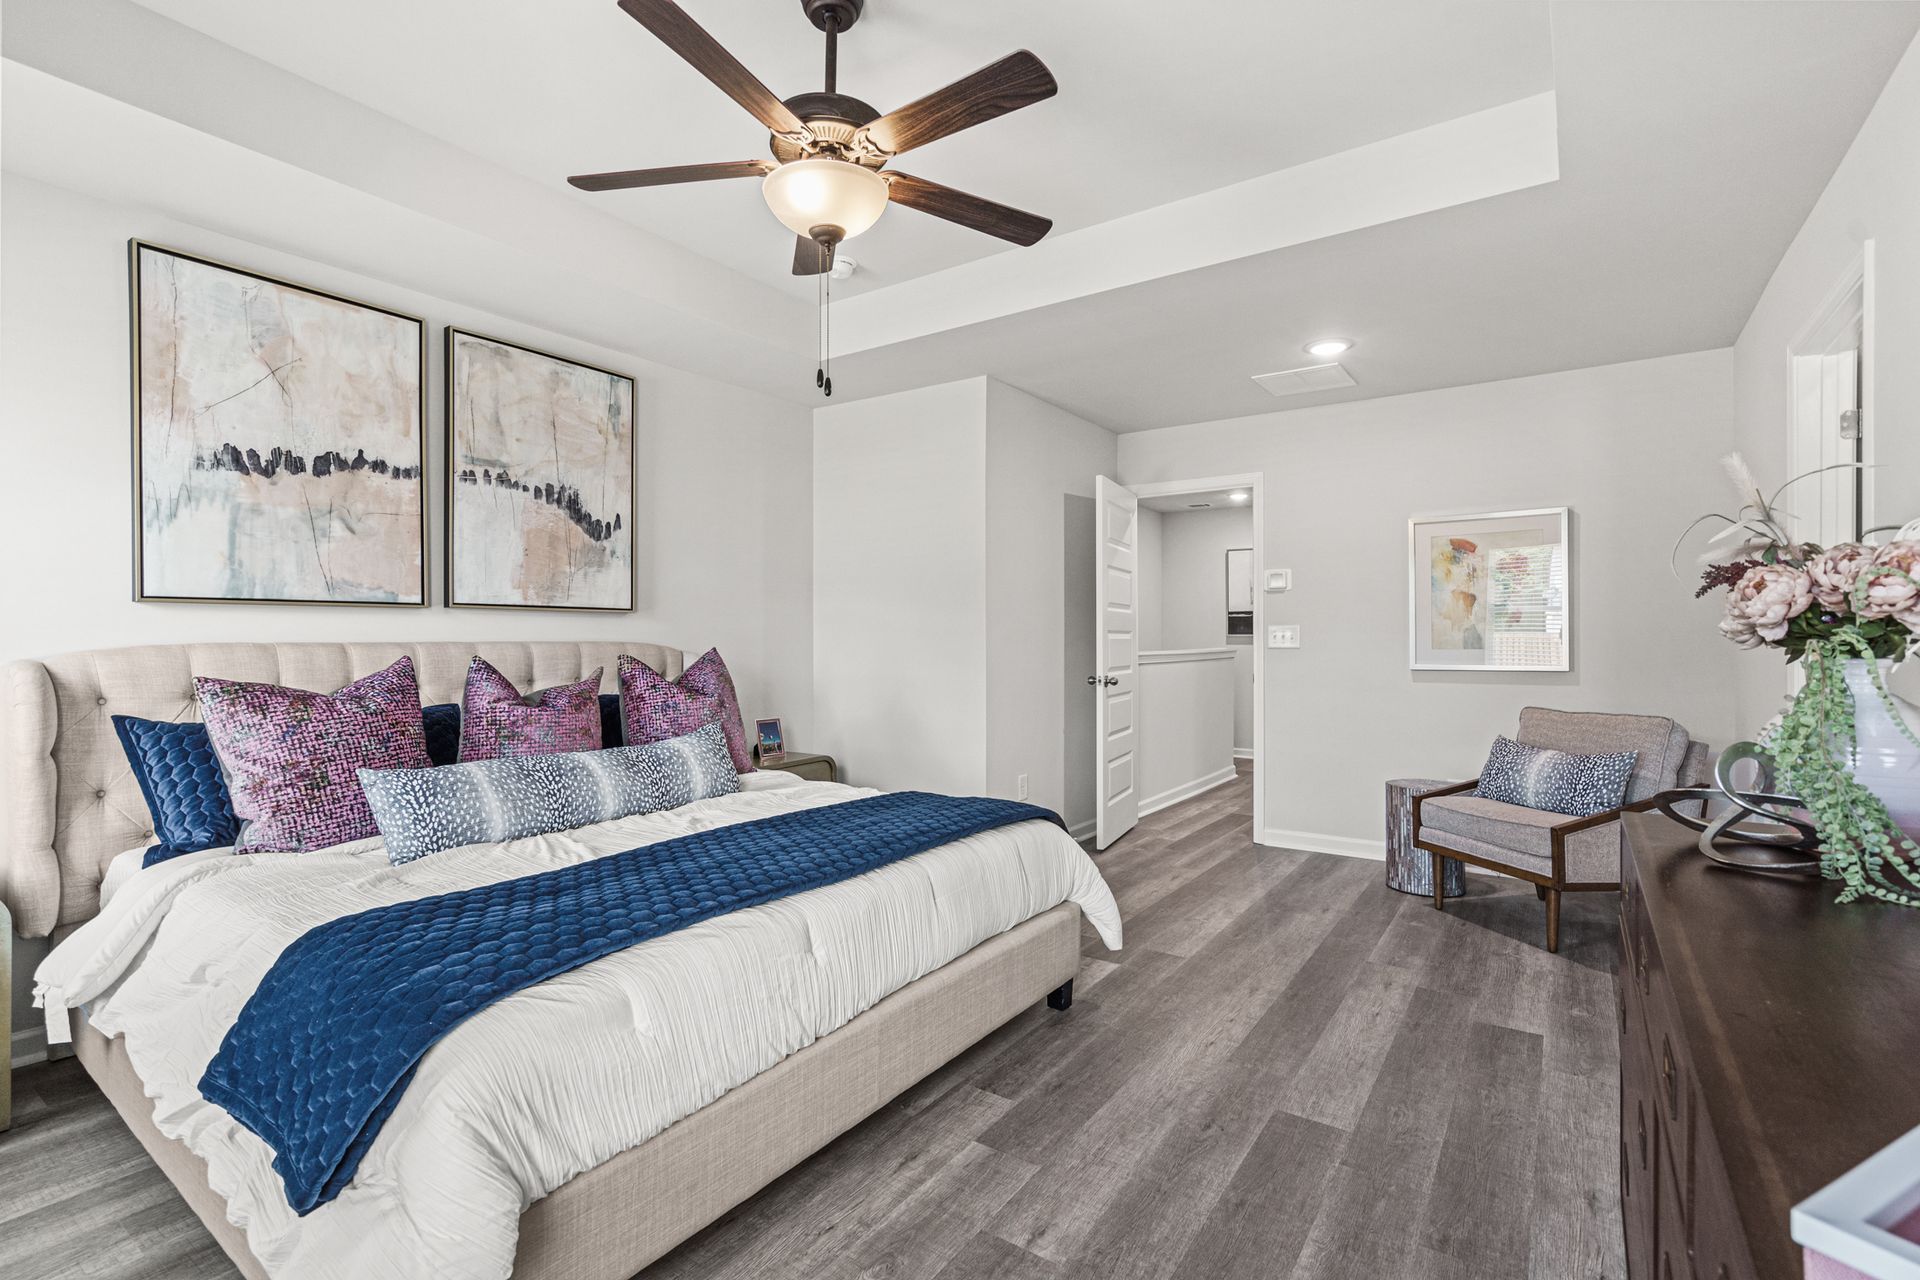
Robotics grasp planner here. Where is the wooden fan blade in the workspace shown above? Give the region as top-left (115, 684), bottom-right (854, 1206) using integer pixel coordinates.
top-left (886, 172), bottom-right (1052, 246)
top-left (569, 159), bottom-right (773, 191)
top-left (616, 0), bottom-right (807, 137)
top-left (859, 51), bottom-right (1056, 157)
top-left (792, 235), bottom-right (835, 276)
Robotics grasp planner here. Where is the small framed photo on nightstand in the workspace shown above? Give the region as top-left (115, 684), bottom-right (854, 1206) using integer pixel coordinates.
top-left (754, 718), bottom-right (785, 763)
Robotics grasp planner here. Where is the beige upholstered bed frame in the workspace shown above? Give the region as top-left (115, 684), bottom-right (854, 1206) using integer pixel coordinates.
top-left (3, 641), bottom-right (1081, 1280)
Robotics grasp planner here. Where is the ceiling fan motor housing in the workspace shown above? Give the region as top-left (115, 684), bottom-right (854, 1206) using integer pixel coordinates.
top-left (773, 92), bottom-right (883, 165)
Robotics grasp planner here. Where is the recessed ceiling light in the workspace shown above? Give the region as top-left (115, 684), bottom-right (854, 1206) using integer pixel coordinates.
top-left (1305, 339), bottom-right (1352, 358)
top-left (1229, 492), bottom-right (1248, 502)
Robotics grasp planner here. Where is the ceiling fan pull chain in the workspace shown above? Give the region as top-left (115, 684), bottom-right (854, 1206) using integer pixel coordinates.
top-left (815, 247), bottom-right (825, 389)
top-left (823, 259), bottom-right (833, 397)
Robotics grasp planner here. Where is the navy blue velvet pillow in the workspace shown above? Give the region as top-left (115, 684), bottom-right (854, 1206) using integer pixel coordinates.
top-left (111, 715), bottom-right (239, 868)
top-left (599, 693), bottom-right (625, 749)
top-left (422, 703), bottom-right (462, 768)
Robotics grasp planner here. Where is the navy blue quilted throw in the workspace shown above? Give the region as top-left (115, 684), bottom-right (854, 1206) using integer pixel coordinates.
top-left (198, 792), bottom-right (1062, 1213)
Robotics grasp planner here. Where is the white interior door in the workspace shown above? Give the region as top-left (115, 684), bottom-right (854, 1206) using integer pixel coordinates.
top-left (1094, 476), bottom-right (1139, 849)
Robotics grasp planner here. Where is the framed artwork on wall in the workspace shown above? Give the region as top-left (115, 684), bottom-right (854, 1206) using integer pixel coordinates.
top-left (1409, 506), bottom-right (1571, 671)
top-left (444, 328), bottom-right (636, 611)
top-left (129, 241), bottom-right (427, 606)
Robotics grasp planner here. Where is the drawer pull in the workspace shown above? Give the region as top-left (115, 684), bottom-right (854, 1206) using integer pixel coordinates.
top-left (1662, 1036), bottom-right (1678, 1120)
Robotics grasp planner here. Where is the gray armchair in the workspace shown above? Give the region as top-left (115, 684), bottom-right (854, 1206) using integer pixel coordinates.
top-left (1412, 708), bottom-right (1710, 953)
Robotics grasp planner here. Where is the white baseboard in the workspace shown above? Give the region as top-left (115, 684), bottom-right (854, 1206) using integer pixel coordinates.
top-left (1232, 748), bottom-right (1254, 761)
top-left (1257, 830), bottom-right (1515, 880)
top-left (1259, 828), bottom-right (1387, 861)
top-left (1140, 766), bottom-right (1238, 819)
top-left (12, 1025), bottom-right (48, 1069)
top-left (1067, 817), bottom-right (1096, 843)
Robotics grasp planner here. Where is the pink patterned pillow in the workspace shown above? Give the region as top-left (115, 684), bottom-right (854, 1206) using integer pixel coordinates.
top-left (195, 656), bottom-right (433, 853)
top-left (458, 657), bottom-right (603, 763)
top-left (618, 648), bottom-right (754, 772)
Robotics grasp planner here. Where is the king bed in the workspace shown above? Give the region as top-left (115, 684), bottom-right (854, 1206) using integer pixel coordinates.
top-left (1, 640), bottom-right (1121, 1280)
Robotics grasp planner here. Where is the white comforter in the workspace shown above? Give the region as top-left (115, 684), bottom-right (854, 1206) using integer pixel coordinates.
top-left (36, 774), bottom-right (1121, 1280)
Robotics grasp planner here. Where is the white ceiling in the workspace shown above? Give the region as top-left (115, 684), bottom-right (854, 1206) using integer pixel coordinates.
top-left (125, 0), bottom-right (1555, 299)
top-left (1140, 488), bottom-right (1252, 514)
top-left (7, 0), bottom-right (1918, 432)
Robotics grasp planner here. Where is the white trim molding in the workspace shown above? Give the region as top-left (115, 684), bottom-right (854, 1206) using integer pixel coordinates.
top-left (1260, 829), bottom-right (1387, 860)
top-left (1138, 647), bottom-right (1236, 666)
top-left (1140, 766), bottom-right (1239, 819)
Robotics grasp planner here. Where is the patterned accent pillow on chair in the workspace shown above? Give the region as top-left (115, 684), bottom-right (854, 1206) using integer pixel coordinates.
top-left (195, 656), bottom-right (434, 853)
top-left (1474, 735), bottom-right (1638, 818)
top-left (361, 722), bottom-right (741, 865)
top-left (618, 648), bottom-right (754, 772)
top-left (457, 657), bottom-right (603, 762)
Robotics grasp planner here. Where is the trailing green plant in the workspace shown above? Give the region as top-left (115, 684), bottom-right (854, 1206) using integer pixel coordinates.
top-left (1764, 625), bottom-right (1920, 906)
top-left (1679, 455), bottom-right (1920, 907)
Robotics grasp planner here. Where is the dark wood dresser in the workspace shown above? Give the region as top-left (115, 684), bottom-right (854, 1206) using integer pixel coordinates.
top-left (1618, 811), bottom-right (1920, 1280)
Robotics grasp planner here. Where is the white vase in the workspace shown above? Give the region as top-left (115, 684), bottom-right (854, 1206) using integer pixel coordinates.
top-left (1844, 658), bottom-right (1920, 840)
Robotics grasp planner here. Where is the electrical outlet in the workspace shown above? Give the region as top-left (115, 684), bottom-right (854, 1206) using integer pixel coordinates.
top-left (1268, 625), bottom-right (1300, 649)
top-left (1017, 773), bottom-right (1030, 800)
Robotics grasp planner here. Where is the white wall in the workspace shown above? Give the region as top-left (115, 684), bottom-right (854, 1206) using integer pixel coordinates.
top-left (1156, 507), bottom-right (1257, 753)
top-left (812, 376), bottom-right (1116, 821)
top-left (1, 174), bottom-right (815, 1048)
top-left (1119, 349), bottom-right (1741, 854)
top-left (1731, 33), bottom-right (1920, 737)
top-left (813, 379), bottom-right (989, 795)
top-left (984, 380), bottom-right (1118, 830)
top-left (1136, 652), bottom-right (1237, 812)
top-left (1136, 508), bottom-right (1165, 651)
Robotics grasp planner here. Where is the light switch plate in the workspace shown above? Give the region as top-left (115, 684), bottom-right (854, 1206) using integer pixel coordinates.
top-left (1268, 625), bottom-right (1300, 649)
top-left (1265, 568), bottom-right (1292, 592)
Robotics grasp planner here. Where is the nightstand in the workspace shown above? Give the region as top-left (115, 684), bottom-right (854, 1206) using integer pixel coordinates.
top-left (755, 751), bottom-right (838, 783)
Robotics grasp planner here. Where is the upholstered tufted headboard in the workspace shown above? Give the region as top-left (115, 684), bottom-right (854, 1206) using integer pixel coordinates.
top-left (0, 641), bottom-right (684, 938)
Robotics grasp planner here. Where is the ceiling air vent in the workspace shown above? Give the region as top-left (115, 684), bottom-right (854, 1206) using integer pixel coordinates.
top-left (1251, 362), bottom-right (1355, 398)
top-left (1187, 502), bottom-right (1213, 509)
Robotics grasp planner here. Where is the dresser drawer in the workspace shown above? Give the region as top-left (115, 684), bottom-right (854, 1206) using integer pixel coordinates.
top-left (1630, 880), bottom-right (1694, 1216)
top-left (1657, 1135), bottom-right (1694, 1280)
top-left (1621, 958), bottom-right (1659, 1278)
top-left (1689, 1132), bottom-right (1758, 1280)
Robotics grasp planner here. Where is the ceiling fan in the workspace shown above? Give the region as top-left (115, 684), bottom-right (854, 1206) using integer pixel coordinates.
top-left (568, 0), bottom-right (1058, 278)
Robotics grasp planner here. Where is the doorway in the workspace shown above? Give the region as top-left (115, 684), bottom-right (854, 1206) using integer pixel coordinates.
top-left (1085, 473), bottom-right (1265, 851)
top-left (1790, 245), bottom-right (1872, 545)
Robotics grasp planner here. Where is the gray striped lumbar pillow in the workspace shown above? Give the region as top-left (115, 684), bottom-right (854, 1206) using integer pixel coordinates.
top-left (359, 721), bottom-right (739, 865)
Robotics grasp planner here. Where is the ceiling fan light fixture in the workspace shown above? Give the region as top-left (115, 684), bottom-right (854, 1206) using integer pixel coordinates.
top-left (762, 157), bottom-right (889, 241)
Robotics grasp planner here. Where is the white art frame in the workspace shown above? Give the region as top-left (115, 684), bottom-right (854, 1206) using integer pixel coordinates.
top-left (1408, 506), bottom-right (1571, 672)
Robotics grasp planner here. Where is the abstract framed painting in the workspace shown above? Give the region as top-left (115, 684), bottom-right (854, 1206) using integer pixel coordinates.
top-left (444, 328), bottom-right (635, 612)
top-left (1408, 506), bottom-right (1571, 671)
top-left (130, 241), bottom-right (427, 606)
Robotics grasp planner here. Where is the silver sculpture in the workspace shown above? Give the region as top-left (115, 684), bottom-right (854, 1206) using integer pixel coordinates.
top-left (1653, 742), bottom-right (1823, 874)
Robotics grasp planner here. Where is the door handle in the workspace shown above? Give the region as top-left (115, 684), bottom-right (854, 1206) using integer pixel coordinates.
top-left (1086, 675), bottom-right (1120, 687)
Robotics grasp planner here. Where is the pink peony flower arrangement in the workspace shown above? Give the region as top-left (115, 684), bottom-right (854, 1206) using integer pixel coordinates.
top-left (1712, 542), bottom-right (1919, 660)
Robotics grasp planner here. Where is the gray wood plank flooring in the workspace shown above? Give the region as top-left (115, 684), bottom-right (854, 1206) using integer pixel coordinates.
top-left (0, 765), bottom-right (1624, 1279)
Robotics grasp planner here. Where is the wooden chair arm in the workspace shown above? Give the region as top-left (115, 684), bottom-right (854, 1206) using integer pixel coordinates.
top-left (1547, 794), bottom-right (1663, 841)
top-left (1410, 778), bottom-right (1479, 834)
